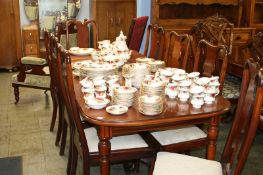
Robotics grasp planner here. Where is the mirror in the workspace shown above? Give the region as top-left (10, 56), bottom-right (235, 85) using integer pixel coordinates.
top-left (24, 0), bottom-right (39, 21)
top-left (24, 0), bottom-right (81, 37)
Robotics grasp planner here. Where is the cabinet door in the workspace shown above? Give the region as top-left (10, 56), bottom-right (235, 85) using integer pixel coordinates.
top-left (93, 0), bottom-right (136, 41)
top-left (0, 0), bottom-right (21, 69)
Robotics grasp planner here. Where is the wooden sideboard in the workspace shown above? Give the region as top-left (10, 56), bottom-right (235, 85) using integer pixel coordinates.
top-left (151, 0), bottom-right (243, 30)
top-left (22, 24), bottom-right (40, 57)
top-left (90, 0), bottom-right (136, 41)
top-left (151, 0), bottom-right (259, 77)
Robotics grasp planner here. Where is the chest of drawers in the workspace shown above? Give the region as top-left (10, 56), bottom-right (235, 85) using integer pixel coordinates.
top-left (22, 24), bottom-right (39, 57)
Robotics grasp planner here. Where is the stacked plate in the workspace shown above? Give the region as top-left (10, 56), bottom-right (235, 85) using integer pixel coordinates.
top-left (138, 95), bottom-right (163, 116)
top-left (79, 62), bottom-right (118, 79)
top-left (148, 60), bottom-right (165, 73)
top-left (131, 63), bottom-right (151, 88)
top-left (141, 79), bottom-right (165, 97)
top-left (136, 57), bottom-right (154, 64)
top-left (112, 86), bottom-right (137, 107)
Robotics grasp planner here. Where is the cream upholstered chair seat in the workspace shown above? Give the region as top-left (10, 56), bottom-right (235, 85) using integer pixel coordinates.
top-left (150, 125), bottom-right (207, 145)
top-left (153, 152), bottom-right (223, 175)
top-left (12, 73), bottom-right (50, 88)
top-left (60, 33), bottom-right (78, 49)
top-left (21, 56), bottom-right (47, 65)
top-left (84, 127), bottom-right (149, 153)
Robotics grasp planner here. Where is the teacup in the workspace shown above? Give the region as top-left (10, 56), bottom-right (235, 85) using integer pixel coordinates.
top-left (165, 82), bottom-right (178, 99)
top-left (195, 77), bottom-right (210, 88)
top-left (191, 95), bottom-right (204, 108)
top-left (178, 88), bottom-right (190, 102)
top-left (179, 80), bottom-right (192, 91)
top-left (95, 86), bottom-right (107, 99)
top-left (209, 76), bottom-right (219, 84)
top-left (204, 87), bottom-right (219, 104)
top-left (108, 83), bottom-right (120, 97)
top-left (187, 72), bottom-right (200, 82)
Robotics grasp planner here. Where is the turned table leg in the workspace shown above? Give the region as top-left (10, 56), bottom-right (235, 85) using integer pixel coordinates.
top-left (13, 85), bottom-right (19, 104)
top-left (207, 116), bottom-right (220, 160)
top-left (99, 127), bottom-right (112, 175)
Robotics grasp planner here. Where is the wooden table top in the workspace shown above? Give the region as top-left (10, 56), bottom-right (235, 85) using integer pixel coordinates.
top-left (72, 50), bottom-right (231, 127)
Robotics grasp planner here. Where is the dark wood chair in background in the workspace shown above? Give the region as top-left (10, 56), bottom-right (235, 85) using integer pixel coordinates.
top-left (126, 16), bottom-right (148, 51)
top-left (66, 19), bottom-right (98, 49)
top-left (56, 46), bottom-right (155, 175)
top-left (163, 31), bottom-right (191, 69)
top-left (143, 23), bottom-right (165, 59)
top-left (194, 39), bottom-right (228, 93)
top-left (150, 58), bottom-right (263, 175)
top-left (56, 21), bottom-right (78, 50)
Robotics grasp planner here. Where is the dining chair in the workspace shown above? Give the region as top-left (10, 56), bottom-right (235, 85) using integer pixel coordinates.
top-left (150, 58), bottom-right (263, 175)
top-left (193, 39), bottom-right (228, 93)
top-left (56, 45), bottom-right (155, 175)
top-left (163, 31), bottom-right (191, 69)
top-left (143, 23), bottom-right (165, 59)
top-left (140, 39), bottom-right (228, 155)
top-left (66, 19), bottom-right (98, 49)
top-left (12, 30), bottom-right (50, 104)
top-left (126, 16), bottom-right (149, 51)
top-left (56, 21), bottom-right (78, 50)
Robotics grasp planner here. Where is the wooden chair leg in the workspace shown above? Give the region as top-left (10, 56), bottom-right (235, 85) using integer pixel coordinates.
top-left (50, 93), bottom-right (58, 131)
top-left (55, 101), bottom-right (63, 146)
top-left (71, 144), bottom-right (78, 175)
top-left (13, 85), bottom-right (19, 104)
top-left (67, 130), bottom-right (73, 175)
top-left (59, 118), bottom-right (67, 155)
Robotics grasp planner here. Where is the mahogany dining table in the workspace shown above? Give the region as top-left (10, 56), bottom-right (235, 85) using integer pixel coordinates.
top-left (71, 50), bottom-right (231, 175)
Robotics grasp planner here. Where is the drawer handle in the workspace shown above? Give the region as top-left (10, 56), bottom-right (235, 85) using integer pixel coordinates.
top-left (235, 36), bottom-right (241, 40)
top-left (30, 46), bottom-right (33, 52)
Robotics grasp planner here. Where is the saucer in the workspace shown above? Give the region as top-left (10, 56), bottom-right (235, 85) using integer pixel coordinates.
top-left (106, 105), bottom-right (128, 115)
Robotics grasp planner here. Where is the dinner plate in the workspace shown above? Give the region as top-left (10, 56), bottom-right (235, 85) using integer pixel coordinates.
top-left (69, 47), bottom-right (95, 56)
top-left (106, 105), bottom-right (128, 115)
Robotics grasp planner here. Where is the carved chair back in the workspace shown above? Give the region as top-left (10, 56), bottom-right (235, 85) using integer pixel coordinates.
top-left (221, 58), bottom-right (263, 174)
top-left (126, 16), bottom-right (149, 51)
top-left (190, 14), bottom-right (234, 63)
top-left (144, 23), bottom-right (165, 59)
top-left (163, 31), bottom-right (190, 69)
top-left (56, 21), bottom-right (77, 50)
top-left (66, 19), bottom-right (98, 49)
top-left (194, 39), bottom-right (228, 93)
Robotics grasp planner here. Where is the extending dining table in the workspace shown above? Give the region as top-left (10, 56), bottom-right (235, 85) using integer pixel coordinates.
top-left (72, 50), bottom-right (231, 175)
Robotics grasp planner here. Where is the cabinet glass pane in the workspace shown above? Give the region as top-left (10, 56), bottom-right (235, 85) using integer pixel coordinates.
top-left (254, 4), bottom-right (263, 24)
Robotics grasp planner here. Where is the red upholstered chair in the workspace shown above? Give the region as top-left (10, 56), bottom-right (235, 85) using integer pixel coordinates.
top-left (150, 58), bottom-right (263, 175)
top-left (126, 16), bottom-right (148, 51)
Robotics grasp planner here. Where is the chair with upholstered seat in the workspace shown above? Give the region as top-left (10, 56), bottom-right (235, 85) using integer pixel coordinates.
top-left (56, 45), bottom-right (155, 175)
top-left (140, 39), bottom-right (228, 154)
top-left (143, 23), bottom-right (165, 59)
top-left (12, 41), bottom-right (50, 104)
top-left (126, 16), bottom-right (148, 51)
top-left (66, 19), bottom-right (98, 49)
top-left (163, 31), bottom-right (191, 69)
top-left (150, 58), bottom-right (263, 175)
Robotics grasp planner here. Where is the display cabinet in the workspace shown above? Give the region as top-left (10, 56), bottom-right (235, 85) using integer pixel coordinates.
top-left (90, 0), bottom-right (136, 41)
top-left (151, 0), bottom-right (243, 30)
top-left (244, 0), bottom-right (263, 31)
